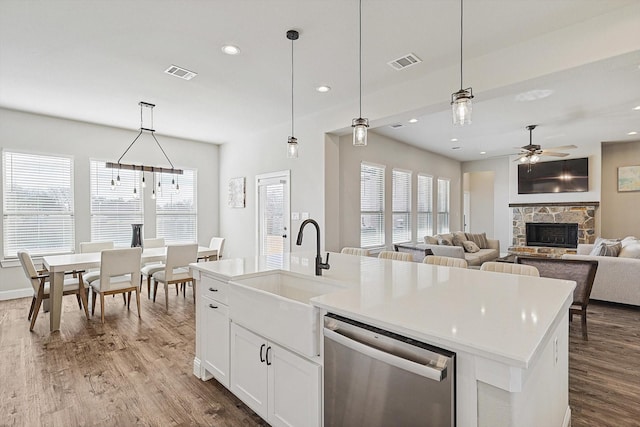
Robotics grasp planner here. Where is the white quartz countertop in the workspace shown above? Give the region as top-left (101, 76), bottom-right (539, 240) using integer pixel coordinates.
top-left (191, 252), bottom-right (575, 368)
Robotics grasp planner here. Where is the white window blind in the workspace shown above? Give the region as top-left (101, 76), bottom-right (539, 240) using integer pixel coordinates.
top-left (437, 178), bottom-right (450, 234)
top-left (90, 160), bottom-right (143, 246)
top-left (3, 151), bottom-right (74, 258)
top-left (156, 169), bottom-right (197, 244)
top-left (417, 174), bottom-right (433, 238)
top-left (360, 162), bottom-right (385, 248)
top-left (392, 169), bottom-right (411, 244)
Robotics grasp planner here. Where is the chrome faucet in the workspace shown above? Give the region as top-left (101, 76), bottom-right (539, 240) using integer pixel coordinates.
top-left (296, 219), bottom-right (330, 276)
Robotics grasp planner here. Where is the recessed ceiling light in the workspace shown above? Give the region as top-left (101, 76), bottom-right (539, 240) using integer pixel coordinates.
top-left (316, 85), bottom-right (331, 93)
top-left (633, 105), bottom-right (640, 111)
top-left (221, 45), bottom-right (240, 55)
top-left (450, 138), bottom-right (458, 142)
top-left (408, 118), bottom-right (418, 123)
top-left (628, 131), bottom-right (638, 135)
top-left (515, 89), bottom-right (554, 102)
top-left (480, 151), bottom-right (486, 155)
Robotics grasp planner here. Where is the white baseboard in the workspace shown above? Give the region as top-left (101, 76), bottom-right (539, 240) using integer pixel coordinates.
top-left (0, 287), bottom-right (32, 301)
top-left (563, 406), bottom-right (572, 427)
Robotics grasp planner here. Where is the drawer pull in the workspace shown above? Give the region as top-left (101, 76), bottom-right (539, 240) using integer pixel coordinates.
top-left (208, 304), bottom-right (218, 309)
top-left (208, 287), bottom-right (218, 292)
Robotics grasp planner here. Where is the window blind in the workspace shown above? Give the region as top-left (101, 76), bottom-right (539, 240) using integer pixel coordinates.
top-left (437, 178), bottom-right (450, 234)
top-left (3, 151), bottom-right (74, 258)
top-left (417, 174), bottom-right (433, 238)
top-left (360, 162), bottom-right (385, 248)
top-left (90, 160), bottom-right (143, 246)
top-left (392, 169), bottom-right (411, 244)
top-left (156, 169), bottom-right (197, 244)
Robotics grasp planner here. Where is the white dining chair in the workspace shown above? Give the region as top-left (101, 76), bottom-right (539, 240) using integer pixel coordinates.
top-left (423, 255), bottom-right (468, 269)
top-left (18, 250), bottom-right (89, 330)
top-left (480, 261), bottom-right (539, 277)
top-left (341, 247), bottom-right (370, 257)
top-left (200, 237), bottom-right (224, 261)
top-left (90, 247), bottom-right (143, 323)
top-left (378, 251), bottom-right (413, 262)
top-left (152, 244), bottom-right (198, 310)
top-left (79, 241), bottom-right (114, 285)
top-left (141, 237), bottom-right (166, 298)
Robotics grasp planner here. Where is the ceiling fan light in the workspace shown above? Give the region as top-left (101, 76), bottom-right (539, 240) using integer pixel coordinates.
top-left (352, 117), bottom-right (369, 146)
top-left (520, 156), bottom-right (528, 163)
top-left (530, 155), bottom-right (540, 163)
top-left (451, 89), bottom-right (473, 126)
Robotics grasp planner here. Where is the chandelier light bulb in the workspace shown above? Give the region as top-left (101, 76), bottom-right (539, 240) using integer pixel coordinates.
top-left (287, 136), bottom-right (299, 158)
top-left (151, 189), bottom-right (156, 200)
top-left (111, 179), bottom-right (115, 190)
top-left (352, 117), bottom-right (369, 147)
top-left (141, 175), bottom-right (146, 188)
top-left (116, 174), bottom-right (121, 186)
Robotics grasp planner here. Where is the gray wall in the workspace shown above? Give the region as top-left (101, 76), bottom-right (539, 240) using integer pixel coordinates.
top-left (0, 108), bottom-right (219, 297)
top-left (601, 141), bottom-right (640, 238)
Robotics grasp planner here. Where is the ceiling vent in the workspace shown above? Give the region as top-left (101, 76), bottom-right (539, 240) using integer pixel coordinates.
top-left (389, 123), bottom-right (404, 129)
top-left (388, 53), bottom-right (422, 71)
top-left (164, 65), bottom-right (197, 80)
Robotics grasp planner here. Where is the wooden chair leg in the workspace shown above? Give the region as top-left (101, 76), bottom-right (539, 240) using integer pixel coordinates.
top-left (192, 280), bottom-right (196, 304)
top-left (581, 310), bottom-right (588, 341)
top-left (92, 290), bottom-right (97, 316)
top-left (122, 293), bottom-right (127, 305)
top-left (165, 282), bottom-right (169, 311)
top-left (136, 289), bottom-right (141, 318)
top-left (175, 283), bottom-right (179, 296)
top-left (30, 292), bottom-right (44, 331)
top-left (79, 285), bottom-right (90, 320)
top-left (100, 293), bottom-right (105, 324)
top-left (153, 281), bottom-right (158, 303)
top-left (28, 296), bottom-right (36, 320)
top-left (127, 292), bottom-right (131, 309)
top-left (76, 294), bottom-right (82, 309)
top-left (147, 276), bottom-right (152, 299)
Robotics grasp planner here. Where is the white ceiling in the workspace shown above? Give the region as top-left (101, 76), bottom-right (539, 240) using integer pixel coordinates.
top-left (1, 0), bottom-right (639, 161)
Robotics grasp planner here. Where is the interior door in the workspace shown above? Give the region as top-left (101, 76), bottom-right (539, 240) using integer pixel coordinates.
top-left (256, 171), bottom-right (291, 256)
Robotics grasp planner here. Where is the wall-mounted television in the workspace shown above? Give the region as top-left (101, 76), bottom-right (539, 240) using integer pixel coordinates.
top-left (518, 157), bottom-right (588, 194)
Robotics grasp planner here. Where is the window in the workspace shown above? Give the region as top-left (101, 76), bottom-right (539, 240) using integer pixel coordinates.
top-left (437, 178), bottom-right (450, 234)
top-left (417, 174), bottom-right (433, 238)
top-left (90, 160), bottom-right (143, 246)
top-left (392, 169), bottom-right (411, 243)
top-left (360, 162), bottom-right (385, 248)
top-left (156, 170), bottom-right (197, 244)
top-left (3, 151), bottom-right (74, 258)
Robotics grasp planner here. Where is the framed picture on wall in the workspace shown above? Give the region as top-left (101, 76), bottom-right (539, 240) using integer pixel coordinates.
top-left (617, 165), bottom-right (640, 192)
top-left (228, 177), bottom-right (246, 207)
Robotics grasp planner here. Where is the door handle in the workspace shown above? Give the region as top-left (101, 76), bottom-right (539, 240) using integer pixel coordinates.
top-left (266, 346), bottom-right (272, 366)
top-left (260, 344), bottom-right (266, 363)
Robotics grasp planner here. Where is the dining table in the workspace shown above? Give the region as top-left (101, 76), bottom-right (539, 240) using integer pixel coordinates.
top-left (42, 245), bottom-right (217, 332)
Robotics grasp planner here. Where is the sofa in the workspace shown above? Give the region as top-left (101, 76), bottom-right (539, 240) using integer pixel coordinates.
top-left (421, 232), bottom-right (500, 267)
top-left (562, 238), bottom-right (640, 306)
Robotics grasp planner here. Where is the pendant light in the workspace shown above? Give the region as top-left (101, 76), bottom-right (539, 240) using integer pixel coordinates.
top-left (451, 0), bottom-right (474, 126)
top-left (286, 30), bottom-right (299, 158)
top-left (352, 0), bottom-right (368, 146)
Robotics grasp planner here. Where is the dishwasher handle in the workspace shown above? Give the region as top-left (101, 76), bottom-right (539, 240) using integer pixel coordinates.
top-left (324, 328), bottom-right (446, 382)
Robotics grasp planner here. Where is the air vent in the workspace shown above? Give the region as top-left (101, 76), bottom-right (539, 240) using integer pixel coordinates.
top-left (389, 123), bottom-right (404, 129)
top-left (164, 65), bottom-right (197, 80)
top-left (388, 53), bottom-right (422, 70)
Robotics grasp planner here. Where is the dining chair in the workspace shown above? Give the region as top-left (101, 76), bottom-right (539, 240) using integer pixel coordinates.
top-left (90, 247), bottom-right (143, 323)
top-left (480, 261), bottom-right (539, 277)
top-left (516, 256), bottom-right (598, 340)
top-left (378, 251), bottom-right (413, 262)
top-left (18, 250), bottom-right (89, 331)
top-left (141, 237), bottom-right (166, 298)
top-left (423, 255), bottom-right (468, 269)
top-left (199, 237), bottom-right (224, 261)
top-left (79, 241), bottom-right (114, 285)
top-left (340, 247), bottom-right (370, 257)
top-left (152, 243), bottom-right (198, 310)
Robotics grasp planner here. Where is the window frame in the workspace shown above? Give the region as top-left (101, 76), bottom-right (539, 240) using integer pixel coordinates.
top-left (392, 168), bottom-right (412, 244)
top-left (360, 162), bottom-right (385, 249)
top-left (155, 168), bottom-right (198, 244)
top-left (417, 173), bottom-right (434, 239)
top-left (437, 177), bottom-right (451, 234)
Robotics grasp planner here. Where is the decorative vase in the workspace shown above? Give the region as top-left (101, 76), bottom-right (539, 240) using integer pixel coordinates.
top-left (131, 224), bottom-right (144, 248)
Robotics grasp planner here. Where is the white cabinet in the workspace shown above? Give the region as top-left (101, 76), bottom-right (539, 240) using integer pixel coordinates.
top-left (230, 323), bottom-right (321, 427)
top-left (201, 297), bottom-right (230, 387)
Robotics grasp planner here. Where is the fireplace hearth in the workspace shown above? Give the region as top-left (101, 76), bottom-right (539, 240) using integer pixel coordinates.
top-left (526, 222), bottom-right (578, 248)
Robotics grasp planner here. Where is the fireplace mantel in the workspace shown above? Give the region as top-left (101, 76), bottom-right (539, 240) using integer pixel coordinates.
top-left (509, 201), bottom-right (599, 208)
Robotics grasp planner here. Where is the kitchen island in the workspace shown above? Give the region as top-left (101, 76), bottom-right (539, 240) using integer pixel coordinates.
top-left (191, 252), bottom-right (574, 427)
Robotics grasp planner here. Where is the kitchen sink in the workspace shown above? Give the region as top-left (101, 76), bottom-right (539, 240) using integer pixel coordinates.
top-left (228, 271), bottom-right (345, 357)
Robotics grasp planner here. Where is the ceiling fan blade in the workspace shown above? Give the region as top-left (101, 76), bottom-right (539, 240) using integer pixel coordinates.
top-left (540, 152), bottom-right (569, 157)
top-left (543, 144), bottom-right (577, 151)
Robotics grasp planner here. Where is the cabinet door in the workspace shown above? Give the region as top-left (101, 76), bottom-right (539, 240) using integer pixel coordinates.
top-left (201, 298), bottom-right (229, 388)
top-left (230, 323), bottom-right (269, 419)
top-left (268, 342), bottom-right (321, 427)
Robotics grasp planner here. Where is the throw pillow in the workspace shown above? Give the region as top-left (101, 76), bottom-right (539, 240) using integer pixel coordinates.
top-left (619, 243), bottom-right (640, 259)
top-left (466, 232), bottom-right (488, 249)
top-left (452, 231), bottom-right (467, 247)
top-left (424, 235), bottom-right (438, 245)
top-left (621, 236), bottom-right (640, 248)
top-left (438, 237), bottom-right (453, 246)
top-left (462, 241), bottom-right (480, 253)
top-left (589, 237), bottom-right (622, 257)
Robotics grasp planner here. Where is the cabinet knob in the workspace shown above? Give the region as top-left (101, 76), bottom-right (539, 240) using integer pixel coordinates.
top-left (208, 304), bottom-right (218, 309)
top-left (208, 287), bottom-right (218, 292)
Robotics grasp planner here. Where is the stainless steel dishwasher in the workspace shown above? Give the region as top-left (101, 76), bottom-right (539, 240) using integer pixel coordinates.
top-left (323, 314), bottom-right (455, 427)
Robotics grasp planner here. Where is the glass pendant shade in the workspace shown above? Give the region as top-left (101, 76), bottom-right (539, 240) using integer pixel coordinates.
top-left (451, 88), bottom-right (473, 126)
top-left (352, 117), bottom-right (369, 147)
top-left (287, 136), bottom-right (298, 158)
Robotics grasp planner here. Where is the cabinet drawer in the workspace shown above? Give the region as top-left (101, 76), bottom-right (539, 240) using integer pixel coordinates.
top-left (201, 275), bottom-right (229, 304)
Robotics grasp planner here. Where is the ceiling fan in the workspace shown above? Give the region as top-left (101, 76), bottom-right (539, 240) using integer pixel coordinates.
top-left (515, 125), bottom-right (576, 164)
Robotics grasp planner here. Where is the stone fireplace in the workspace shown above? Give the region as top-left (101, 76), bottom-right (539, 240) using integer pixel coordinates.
top-left (509, 202), bottom-right (598, 256)
top-left (525, 222), bottom-right (578, 248)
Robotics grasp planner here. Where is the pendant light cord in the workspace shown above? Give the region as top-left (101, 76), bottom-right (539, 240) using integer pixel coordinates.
top-left (359, 0), bottom-right (363, 118)
top-left (459, 0), bottom-right (464, 90)
top-left (291, 36), bottom-right (294, 137)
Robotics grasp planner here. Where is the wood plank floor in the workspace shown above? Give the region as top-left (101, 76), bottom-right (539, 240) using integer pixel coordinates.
top-left (1, 291), bottom-right (639, 426)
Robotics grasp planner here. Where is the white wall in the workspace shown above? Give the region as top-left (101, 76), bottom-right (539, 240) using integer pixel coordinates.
top-left (467, 171), bottom-right (495, 236)
top-left (337, 131), bottom-right (462, 250)
top-left (0, 108), bottom-right (219, 296)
